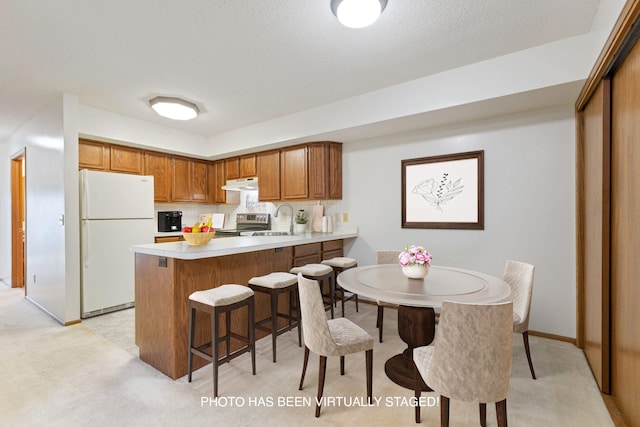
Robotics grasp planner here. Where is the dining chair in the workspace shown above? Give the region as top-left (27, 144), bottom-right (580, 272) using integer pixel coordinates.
top-left (296, 274), bottom-right (374, 418)
top-left (375, 250), bottom-right (401, 343)
top-left (413, 301), bottom-right (513, 426)
top-left (503, 260), bottom-right (537, 379)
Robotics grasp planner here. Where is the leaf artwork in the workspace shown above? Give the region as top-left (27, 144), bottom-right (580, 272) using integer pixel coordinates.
top-left (412, 173), bottom-right (464, 212)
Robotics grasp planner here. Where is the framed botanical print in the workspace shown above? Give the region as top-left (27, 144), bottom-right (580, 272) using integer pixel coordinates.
top-left (402, 150), bottom-right (484, 229)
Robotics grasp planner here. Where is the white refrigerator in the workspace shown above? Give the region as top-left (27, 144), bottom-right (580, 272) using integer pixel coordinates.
top-left (80, 170), bottom-right (155, 318)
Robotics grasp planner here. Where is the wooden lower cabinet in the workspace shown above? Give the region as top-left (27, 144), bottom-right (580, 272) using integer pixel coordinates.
top-left (135, 247), bottom-right (293, 379)
top-left (135, 240), bottom-right (345, 379)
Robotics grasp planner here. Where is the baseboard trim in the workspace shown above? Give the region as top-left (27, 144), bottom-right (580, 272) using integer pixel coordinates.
top-left (25, 296), bottom-right (80, 326)
top-left (602, 394), bottom-right (627, 426)
top-left (528, 330), bottom-right (576, 345)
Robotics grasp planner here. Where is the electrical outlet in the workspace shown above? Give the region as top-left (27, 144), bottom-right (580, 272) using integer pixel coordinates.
top-left (342, 213), bottom-right (349, 222)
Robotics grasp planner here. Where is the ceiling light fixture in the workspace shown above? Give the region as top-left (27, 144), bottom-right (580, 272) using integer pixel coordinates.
top-left (330, 0), bottom-right (387, 29)
top-left (149, 96), bottom-right (199, 121)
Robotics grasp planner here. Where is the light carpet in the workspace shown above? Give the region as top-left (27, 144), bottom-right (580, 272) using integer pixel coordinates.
top-left (0, 284), bottom-right (612, 426)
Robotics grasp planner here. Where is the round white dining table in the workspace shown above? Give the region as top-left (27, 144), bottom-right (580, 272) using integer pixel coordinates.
top-left (337, 264), bottom-right (512, 390)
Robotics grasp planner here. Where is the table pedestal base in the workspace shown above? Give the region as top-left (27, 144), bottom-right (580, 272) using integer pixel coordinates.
top-left (384, 305), bottom-right (435, 391)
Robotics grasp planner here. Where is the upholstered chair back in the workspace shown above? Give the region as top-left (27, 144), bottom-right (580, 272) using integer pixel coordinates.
top-left (376, 250), bottom-right (401, 265)
top-left (297, 274), bottom-right (336, 356)
top-left (423, 301), bottom-right (513, 404)
top-left (503, 260), bottom-right (535, 333)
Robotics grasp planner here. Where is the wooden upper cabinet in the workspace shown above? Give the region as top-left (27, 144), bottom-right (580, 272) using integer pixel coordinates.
top-left (144, 152), bottom-right (170, 202)
top-left (257, 150), bottom-right (280, 201)
top-left (208, 160), bottom-right (239, 205)
top-left (328, 142), bottom-right (342, 199)
top-left (110, 145), bottom-right (143, 174)
top-left (225, 157), bottom-right (240, 180)
top-left (240, 154), bottom-right (257, 178)
top-left (280, 145), bottom-right (308, 200)
top-left (79, 139), bottom-right (109, 170)
top-left (191, 160), bottom-right (208, 202)
top-left (308, 142), bottom-right (342, 200)
top-left (171, 157), bottom-right (192, 202)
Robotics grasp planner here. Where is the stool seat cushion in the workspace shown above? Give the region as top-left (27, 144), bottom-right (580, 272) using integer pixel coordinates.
top-left (249, 272), bottom-right (298, 289)
top-left (189, 284), bottom-right (254, 307)
top-left (321, 257), bottom-right (357, 268)
top-left (290, 263), bottom-right (333, 276)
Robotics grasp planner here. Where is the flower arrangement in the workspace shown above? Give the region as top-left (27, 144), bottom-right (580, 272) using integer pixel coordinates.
top-left (399, 245), bottom-right (432, 268)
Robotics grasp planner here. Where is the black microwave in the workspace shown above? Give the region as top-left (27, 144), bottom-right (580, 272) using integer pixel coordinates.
top-left (158, 211), bottom-right (182, 232)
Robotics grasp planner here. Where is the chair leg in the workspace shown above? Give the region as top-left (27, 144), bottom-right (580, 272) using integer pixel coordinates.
top-left (440, 396), bottom-right (450, 427)
top-left (523, 331), bottom-right (536, 379)
top-left (187, 306), bottom-right (195, 382)
top-left (414, 362), bottom-right (421, 423)
top-left (271, 292), bottom-right (278, 363)
top-left (340, 355), bottom-right (345, 375)
top-left (496, 399), bottom-right (508, 427)
top-left (295, 289), bottom-right (302, 347)
top-left (377, 305), bottom-right (384, 343)
top-left (355, 294), bottom-right (359, 312)
top-left (316, 356), bottom-right (327, 418)
top-left (248, 297), bottom-right (256, 375)
top-left (299, 346), bottom-right (310, 390)
top-left (480, 403), bottom-right (487, 427)
top-left (213, 308), bottom-right (220, 398)
top-left (366, 349), bottom-right (373, 405)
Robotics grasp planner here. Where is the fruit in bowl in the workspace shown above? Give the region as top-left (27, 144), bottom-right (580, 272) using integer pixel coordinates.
top-left (182, 220), bottom-right (215, 245)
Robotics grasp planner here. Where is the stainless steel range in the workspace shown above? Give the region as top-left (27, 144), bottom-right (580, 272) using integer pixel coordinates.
top-left (214, 213), bottom-right (271, 237)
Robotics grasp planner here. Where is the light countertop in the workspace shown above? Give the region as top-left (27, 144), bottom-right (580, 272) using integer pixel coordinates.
top-left (133, 228), bottom-right (358, 260)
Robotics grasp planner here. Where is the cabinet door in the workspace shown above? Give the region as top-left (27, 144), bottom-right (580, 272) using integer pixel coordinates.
top-left (144, 152), bottom-right (170, 202)
top-left (240, 155), bottom-right (257, 178)
top-left (328, 142), bottom-right (343, 199)
top-left (79, 139), bottom-right (109, 170)
top-left (171, 157), bottom-right (192, 202)
top-left (209, 161), bottom-right (239, 204)
top-left (257, 150), bottom-right (280, 201)
top-left (110, 145), bottom-right (143, 174)
top-left (225, 157), bottom-right (240, 180)
top-left (308, 142), bottom-right (328, 199)
top-left (281, 145), bottom-right (308, 200)
top-left (191, 160), bottom-right (208, 202)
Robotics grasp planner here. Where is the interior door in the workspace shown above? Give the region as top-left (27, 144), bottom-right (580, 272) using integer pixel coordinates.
top-left (610, 34), bottom-right (640, 426)
top-left (11, 151), bottom-right (26, 289)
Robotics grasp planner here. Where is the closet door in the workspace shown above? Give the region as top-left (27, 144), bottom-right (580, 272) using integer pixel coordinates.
top-left (611, 36), bottom-right (640, 425)
top-left (579, 79), bottom-right (610, 393)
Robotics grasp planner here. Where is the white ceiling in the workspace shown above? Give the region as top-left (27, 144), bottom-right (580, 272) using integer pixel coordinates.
top-left (1, 0), bottom-right (602, 145)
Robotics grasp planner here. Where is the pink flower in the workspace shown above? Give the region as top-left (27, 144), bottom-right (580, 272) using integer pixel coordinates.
top-left (399, 245), bottom-right (432, 267)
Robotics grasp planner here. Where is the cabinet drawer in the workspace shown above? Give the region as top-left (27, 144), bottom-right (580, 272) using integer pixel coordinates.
top-left (293, 254), bottom-right (322, 267)
top-left (322, 239), bottom-right (343, 252)
top-left (294, 243), bottom-right (322, 258)
top-left (322, 249), bottom-right (343, 260)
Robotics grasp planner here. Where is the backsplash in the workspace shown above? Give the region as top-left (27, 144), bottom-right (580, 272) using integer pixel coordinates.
top-left (155, 190), bottom-right (346, 232)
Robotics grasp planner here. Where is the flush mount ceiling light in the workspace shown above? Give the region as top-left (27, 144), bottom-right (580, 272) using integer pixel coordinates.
top-left (148, 96), bottom-right (199, 121)
top-left (330, 0), bottom-right (388, 29)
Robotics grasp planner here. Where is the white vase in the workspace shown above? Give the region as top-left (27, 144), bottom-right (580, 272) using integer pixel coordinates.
top-left (294, 223), bottom-right (306, 234)
top-left (402, 264), bottom-right (429, 279)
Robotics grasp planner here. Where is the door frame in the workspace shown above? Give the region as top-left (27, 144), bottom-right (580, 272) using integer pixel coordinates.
top-left (11, 148), bottom-right (26, 290)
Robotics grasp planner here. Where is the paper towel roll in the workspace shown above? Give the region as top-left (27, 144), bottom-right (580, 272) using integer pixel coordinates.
top-left (322, 216), bottom-right (328, 233)
top-left (327, 216), bottom-right (333, 233)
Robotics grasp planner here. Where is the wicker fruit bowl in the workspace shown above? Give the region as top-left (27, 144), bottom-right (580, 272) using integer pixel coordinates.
top-left (182, 231), bottom-right (215, 245)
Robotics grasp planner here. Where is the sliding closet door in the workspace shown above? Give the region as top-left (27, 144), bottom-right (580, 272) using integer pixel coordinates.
top-left (611, 36), bottom-right (640, 426)
top-left (578, 79), bottom-right (610, 393)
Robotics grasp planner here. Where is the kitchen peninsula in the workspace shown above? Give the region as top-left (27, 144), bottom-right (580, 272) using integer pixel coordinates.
top-left (131, 229), bottom-right (357, 379)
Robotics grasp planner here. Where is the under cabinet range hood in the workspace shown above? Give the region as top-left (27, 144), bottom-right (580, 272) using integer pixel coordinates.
top-left (221, 177), bottom-right (258, 191)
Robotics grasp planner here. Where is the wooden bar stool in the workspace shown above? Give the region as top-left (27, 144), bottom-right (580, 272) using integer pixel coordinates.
top-left (290, 263), bottom-right (335, 319)
top-left (187, 284), bottom-right (256, 397)
top-left (248, 272), bottom-right (301, 363)
top-left (321, 257), bottom-right (358, 317)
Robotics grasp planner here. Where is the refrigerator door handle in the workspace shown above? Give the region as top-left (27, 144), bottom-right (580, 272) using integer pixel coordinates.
top-left (82, 220), bottom-right (89, 268)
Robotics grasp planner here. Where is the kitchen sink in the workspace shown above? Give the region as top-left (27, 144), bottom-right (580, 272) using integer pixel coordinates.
top-left (250, 231), bottom-right (293, 236)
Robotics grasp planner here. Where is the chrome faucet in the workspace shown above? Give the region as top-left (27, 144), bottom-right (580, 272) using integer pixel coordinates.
top-left (274, 203), bottom-right (294, 235)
